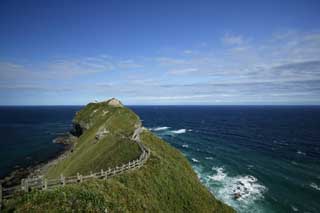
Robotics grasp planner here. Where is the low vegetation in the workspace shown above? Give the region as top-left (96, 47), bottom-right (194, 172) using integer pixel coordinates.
top-left (3, 99), bottom-right (234, 212)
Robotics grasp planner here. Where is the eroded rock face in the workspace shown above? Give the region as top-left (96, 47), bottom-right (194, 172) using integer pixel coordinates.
top-left (70, 123), bottom-right (83, 137)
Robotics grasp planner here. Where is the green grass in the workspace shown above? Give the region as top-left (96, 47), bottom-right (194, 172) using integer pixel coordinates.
top-left (3, 101), bottom-right (235, 212)
top-left (45, 102), bottom-right (141, 178)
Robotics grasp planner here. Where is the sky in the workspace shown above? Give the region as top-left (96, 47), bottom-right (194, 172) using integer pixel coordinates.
top-left (1, 0), bottom-right (320, 105)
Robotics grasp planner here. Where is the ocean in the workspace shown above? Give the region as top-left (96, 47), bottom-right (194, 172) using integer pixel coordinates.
top-left (0, 106), bottom-right (320, 212)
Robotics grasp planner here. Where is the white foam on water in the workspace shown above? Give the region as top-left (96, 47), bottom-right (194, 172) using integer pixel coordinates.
top-left (187, 129), bottom-right (193, 132)
top-left (208, 167), bottom-right (226, 181)
top-left (272, 140), bottom-right (288, 146)
top-left (150, 126), bottom-right (170, 131)
top-left (205, 156), bottom-right (214, 160)
top-left (191, 158), bottom-right (199, 163)
top-left (195, 166), bottom-right (267, 213)
top-left (310, 182), bottom-right (320, 191)
top-left (182, 144), bottom-right (189, 148)
top-left (291, 205), bottom-right (299, 212)
top-left (296, 150), bottom-right (306, 155)
top-left (171, 129), bottom-right (186, 134)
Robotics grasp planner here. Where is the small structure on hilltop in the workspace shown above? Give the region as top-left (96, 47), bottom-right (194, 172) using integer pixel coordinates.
top-left (105, 98), bottom-right (124, 107)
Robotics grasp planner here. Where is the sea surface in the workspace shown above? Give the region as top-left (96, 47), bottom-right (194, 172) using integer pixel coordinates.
top-left (0, 106), bottom-right (320, 212)
top-left (0, 106), bottom-right (81, 178)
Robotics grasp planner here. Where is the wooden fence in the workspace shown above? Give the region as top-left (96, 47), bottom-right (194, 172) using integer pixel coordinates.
top-left (0, 130), bottom-right (150, 209)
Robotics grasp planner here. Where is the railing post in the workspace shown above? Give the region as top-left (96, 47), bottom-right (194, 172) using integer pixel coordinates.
top-left (77, 172), bottom-right (80, 182)
top-left (43, 178), bottom-right (47, 190)
top-left (24, 179), bottom-right (29, 192)
top-left (60, 174), bottom-right (65, 186)
top-left (21, 179), bottom-right (24, 191)
top-left (0, 183), bottom-right (2, 210)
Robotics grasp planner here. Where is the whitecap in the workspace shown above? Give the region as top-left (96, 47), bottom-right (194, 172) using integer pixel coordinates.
top-left (247, 165), bottom-right (254, 169)
top-left (191, 158), bottom-right (199, 163)
top-left (150, 126), bottom-right (170, 131)
top-left (200, 167), bottom-right (267, 212)
top-left (182, 144), bottom-right (189, 148)
top-left (296, 150), bottom-right (306, 155)
top-left (171, 129), bottom-right (186, 134)
top-left (223, 175), bottom-right (266, 204)
top-left (205, 156), bottom-right (214, 160)
top-left (291, 205), bottom-right (299, 212)
top-left (310, 182), bottom-right (320, 191)
top-left (208, 167), bottom-right (226, 181)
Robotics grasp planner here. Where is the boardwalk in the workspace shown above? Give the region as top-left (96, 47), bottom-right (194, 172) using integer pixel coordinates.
top-left (0, 126), bottom-right (150, 208)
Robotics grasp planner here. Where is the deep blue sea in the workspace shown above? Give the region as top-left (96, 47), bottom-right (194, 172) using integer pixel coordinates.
top-left (1, 106), bottom-right (320, 212)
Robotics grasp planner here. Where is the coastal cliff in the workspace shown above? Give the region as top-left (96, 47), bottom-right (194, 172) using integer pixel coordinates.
top-left (3, 98), bottom-right (234, 212)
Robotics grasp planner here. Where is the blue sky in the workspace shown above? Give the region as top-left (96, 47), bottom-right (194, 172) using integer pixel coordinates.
top-left (1, 0), bottom-right (320, 105)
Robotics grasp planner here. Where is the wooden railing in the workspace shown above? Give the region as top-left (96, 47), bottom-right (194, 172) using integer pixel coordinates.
top-left (0, 127), bottom-right (150, 208)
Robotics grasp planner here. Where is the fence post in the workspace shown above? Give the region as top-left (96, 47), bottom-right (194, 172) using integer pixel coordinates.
top-left (77, 172), bottom-right (80, 182)
top-left (101, 169), bottom-right (104, 177)
top-left (43, 179), bottom-right (47, 190)
top-left (24, 179), bottom-right (29, 192)
top-left (60, 174), bottom-right (65, 186)
top-left (21, 179), bottom-right (24, 191)
top-left (0, 183), bottom-right (2, 210)
top-left (80, 174), bottom-right (83, 183)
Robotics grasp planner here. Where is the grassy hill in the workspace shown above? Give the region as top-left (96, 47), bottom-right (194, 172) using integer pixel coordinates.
top-left (3, 99), bottom-right (234, 212)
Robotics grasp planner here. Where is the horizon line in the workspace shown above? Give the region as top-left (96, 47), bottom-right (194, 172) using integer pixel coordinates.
top-left (1, 104), bottom-right (320, 107)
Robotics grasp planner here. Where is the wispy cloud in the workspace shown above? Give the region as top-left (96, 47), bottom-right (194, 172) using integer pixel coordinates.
top-left (222, 34), bottom-right (245, 46)
top-left (1, 30), bottom-right (320, 104)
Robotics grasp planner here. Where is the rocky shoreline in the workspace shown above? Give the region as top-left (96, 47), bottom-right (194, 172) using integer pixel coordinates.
top-left (0, 133), bottom-right (76, 188)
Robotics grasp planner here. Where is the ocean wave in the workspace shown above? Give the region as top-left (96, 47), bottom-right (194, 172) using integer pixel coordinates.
top-left (310, 182), bottom-right (320, 191)
top-left (205, 156), bottom-right (214, 160)
top-left (291, 205), bottom-right (299, 212)
top-left (208, 167), bottom-right (226, 181)
top-left (171, 129), bottom-right (186, 134)
top-left (150, 126), bottom-right (170, 131)
top-left (272, 140), bottom-right (288, 146)
top-left (182, 144), bottom-right (189, 148)
top-left (193, 166), bottom-right (267, 212)
top-left (191, 158), bottom-right (199, 163)
top-left (296, 150), bottom-right (306, 155)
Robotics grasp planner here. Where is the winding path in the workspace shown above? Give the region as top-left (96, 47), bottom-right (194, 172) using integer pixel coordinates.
top-left (0, 126), bottom-right (150, 206)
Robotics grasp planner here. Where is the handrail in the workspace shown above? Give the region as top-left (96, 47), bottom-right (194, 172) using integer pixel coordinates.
top-left (0, 127), bottom-right (149, 208)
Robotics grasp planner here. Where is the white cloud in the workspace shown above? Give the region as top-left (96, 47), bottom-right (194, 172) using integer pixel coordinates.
top-left (183, 50), bottom-right (193, 54)
top-left (156, 57), bottom-right (188, 66)
top-left (2, 30), bottom-right (320, 104)
top-left (169, 68), bottom-right (198, 75)
top-left (222, 34), bottom-right (245, 45)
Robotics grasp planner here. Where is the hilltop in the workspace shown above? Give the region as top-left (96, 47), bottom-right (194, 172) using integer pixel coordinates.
top-left (3, 98), bottom-right (234, 212)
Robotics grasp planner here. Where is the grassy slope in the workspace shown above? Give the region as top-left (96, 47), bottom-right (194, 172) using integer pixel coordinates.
top-left (46, 102), bottom-right (141, 178)
top-left (3, 102), bottom-right (234, 213)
